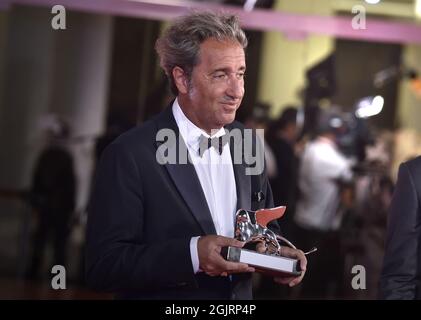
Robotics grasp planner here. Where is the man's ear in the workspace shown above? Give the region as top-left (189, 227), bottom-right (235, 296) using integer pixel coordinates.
top-left (172, 66), bottom-right (189, 94)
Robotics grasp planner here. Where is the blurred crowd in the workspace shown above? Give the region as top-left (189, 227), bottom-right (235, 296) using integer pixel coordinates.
top-left (245, 102), bottom-right (397, 300)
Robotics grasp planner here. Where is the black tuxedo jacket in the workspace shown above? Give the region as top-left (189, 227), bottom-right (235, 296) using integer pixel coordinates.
top-left (86, 105), bottom-right (276, 299)
top-left (380, 156), bottom-right (421, 299)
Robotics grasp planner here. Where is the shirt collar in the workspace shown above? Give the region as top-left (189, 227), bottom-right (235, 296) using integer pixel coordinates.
top-left (316, 136), bottom-right (337, 149)
top-left (172, 98), bottom-right (226, 152)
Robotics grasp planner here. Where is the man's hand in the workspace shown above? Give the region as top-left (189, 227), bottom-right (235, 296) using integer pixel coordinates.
top-left (198, 235), bottom-right (255, 277)
top-left (274, 246), bottom-right (307, 287)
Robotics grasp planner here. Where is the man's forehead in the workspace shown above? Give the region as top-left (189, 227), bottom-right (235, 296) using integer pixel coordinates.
top-left (198, 38), bottom-right (245, 69)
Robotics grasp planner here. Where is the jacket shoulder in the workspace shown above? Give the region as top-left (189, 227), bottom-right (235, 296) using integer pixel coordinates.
top-left (111, 119), bottom-right (157, 148)
top-left (401, 156), bottom-right (421, 197)
top-left (229, 120), bottom-right (245, 130)
top-left (403, 156), bottom-right (421, 175)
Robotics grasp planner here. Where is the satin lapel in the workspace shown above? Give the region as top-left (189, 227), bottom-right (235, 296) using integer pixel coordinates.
top-left (154, 106), bottom-right (216, 235)
top-left (226, 125), bottom-right (251, 211)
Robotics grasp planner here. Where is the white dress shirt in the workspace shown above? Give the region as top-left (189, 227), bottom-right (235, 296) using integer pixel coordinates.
top-left (294, 137), bottom-right (353, 231)
top-left (172, 99), bottom-right (237, 273)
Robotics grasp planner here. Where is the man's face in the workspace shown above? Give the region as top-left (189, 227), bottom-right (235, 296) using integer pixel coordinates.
top-left (180, 38), bottom-right (246, 133)
top-left (286, 123), bottom-right (298, 142)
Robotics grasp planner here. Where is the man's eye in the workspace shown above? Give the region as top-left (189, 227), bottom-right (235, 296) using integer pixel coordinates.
top-left (214, 73), bottom-right (227, 79)
top-left (237, 73), bottom-right (245, 79)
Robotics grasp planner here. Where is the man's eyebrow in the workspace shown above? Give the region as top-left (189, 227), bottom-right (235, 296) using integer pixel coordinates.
top-left (211, 66), bottom-right (246, 73)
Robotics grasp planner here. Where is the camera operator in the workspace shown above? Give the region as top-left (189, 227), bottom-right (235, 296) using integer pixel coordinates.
top-left (293, 109), bottom-right (354, 299)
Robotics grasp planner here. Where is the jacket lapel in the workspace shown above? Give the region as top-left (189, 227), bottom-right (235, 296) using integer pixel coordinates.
top-left (154, 105), bottom-right (217, 235)
top-left (226, 124), bottom-right (251, 212)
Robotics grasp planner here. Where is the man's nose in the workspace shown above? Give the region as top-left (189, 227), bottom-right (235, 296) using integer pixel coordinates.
top-left (226, 76), bottom-right (244, 99)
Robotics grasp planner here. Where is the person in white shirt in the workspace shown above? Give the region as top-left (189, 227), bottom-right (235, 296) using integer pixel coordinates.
top-left (293, 110), bottom-right (353, 298)
top-left (295, 137), bottom-right (353, 232)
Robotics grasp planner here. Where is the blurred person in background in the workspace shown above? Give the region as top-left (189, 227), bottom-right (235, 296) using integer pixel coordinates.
top-left (293, 109), bottom-right (353, 299)
top-left (266, 107), bottom-right (300, 231)
top-left (244, 101), bottom-right (277, 180)
top-left (26, 115), bottom-right (76, 280)
top-left (253, 106), bottom-right (302, 299)
top-left (345, 131), bottom-right (394, 299)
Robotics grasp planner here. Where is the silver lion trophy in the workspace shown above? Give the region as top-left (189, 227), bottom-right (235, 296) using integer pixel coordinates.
top-left (223, 206), bottom-right (316, 277)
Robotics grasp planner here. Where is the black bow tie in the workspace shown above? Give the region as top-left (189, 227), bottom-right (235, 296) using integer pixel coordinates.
top-left (198, 134), bottom-right (229, 157)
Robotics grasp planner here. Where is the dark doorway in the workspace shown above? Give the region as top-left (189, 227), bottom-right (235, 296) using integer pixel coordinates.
top-left (107, 16), bottom-right (162, 127)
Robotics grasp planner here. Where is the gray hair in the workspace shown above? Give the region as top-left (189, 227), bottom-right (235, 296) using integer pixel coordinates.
top-left (155, 12), bottom-right (248, 95)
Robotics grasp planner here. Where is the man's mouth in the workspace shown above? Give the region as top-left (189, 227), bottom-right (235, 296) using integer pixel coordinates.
top-left (221, 101), bottom-right (239, 109)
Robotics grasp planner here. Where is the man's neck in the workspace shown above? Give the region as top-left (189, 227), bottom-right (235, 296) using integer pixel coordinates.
top-left (177, 97), bottom-right (222, 136)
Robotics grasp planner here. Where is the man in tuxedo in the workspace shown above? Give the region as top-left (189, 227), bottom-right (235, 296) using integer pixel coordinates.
top-left (86, 12), bottom-right (306, 299)
top-left (380, 156), bottom-right (421, 299)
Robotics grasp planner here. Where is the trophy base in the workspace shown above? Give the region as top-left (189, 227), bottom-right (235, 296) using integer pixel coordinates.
top-left (222, 246), bottom-right (302, 277)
